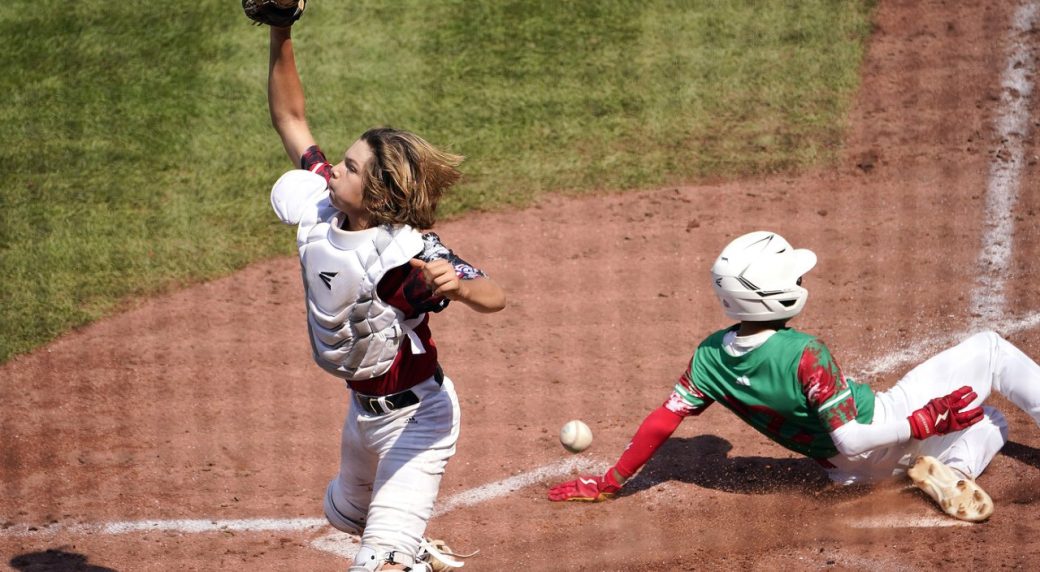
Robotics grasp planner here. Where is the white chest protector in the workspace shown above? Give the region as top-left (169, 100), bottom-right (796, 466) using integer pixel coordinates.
top-left (271, 170), bottom-right (425, 380)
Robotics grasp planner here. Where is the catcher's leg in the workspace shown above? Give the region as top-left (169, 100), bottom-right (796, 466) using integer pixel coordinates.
top-left (326, 401), bottom-right (379, 534)
top-left (355, 376), bottom-right (460, 569)
top-left (325, 479), bottom-right (368, 535)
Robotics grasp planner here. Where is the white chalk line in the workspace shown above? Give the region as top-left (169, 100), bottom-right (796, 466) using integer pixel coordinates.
top-left (1, 456), bottom-right (605, 556)
top-left (846, 514), bottom-right (971, 529)
top-left (859, 0), bottom-right (1039, 379)
top-left (970, 1), bottom-right (1038, 325)
top-left (433, 455), bottom-right (606, 517)
top-left (820, 553), bottom-right (919, 572)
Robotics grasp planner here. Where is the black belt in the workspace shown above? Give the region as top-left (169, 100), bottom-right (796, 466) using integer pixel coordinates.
top-left (356, 366), bottom-right (444, 415)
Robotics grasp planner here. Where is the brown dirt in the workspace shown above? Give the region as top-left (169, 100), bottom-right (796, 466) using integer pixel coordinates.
top-left (3, 0), bottom-right (1040, 570)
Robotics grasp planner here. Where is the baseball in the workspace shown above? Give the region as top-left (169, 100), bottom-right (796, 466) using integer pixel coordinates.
top-left (559, 419), bottom-right (593, 453)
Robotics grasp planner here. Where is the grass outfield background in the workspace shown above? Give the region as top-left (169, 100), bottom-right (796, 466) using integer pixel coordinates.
top-left (0, 0), bottom-right (873, 363)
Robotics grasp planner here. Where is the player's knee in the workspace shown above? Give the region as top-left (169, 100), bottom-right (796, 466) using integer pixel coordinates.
top-left (967, 330), bottom-right (1002, 349)
top-left (324, 481), bottom-right (365, 535)
top-left (959, 330), bottom-right (1007, 366)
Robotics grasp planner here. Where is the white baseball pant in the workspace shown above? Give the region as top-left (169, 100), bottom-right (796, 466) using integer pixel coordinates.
top-left (323, 374), bottom-right (461, 567)
top-left (826, 331), bottom-right (1040, 484)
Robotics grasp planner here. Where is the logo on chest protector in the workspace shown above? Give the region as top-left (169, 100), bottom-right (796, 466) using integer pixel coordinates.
top-left (318, 271), bottom-right (338, 290)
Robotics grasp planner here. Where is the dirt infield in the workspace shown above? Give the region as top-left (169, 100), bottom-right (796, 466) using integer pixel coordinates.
top-left (3, 1), bottom-right (1040, 570)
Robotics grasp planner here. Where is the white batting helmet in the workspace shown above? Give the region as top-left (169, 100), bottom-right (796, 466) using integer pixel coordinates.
top-left (711, 231), bottom-right (817, 322)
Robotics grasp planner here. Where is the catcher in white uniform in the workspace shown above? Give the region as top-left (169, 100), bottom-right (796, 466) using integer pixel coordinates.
top-left (550, 231), bottom-right (1040, 522)
top-left (262, 18), bottom-right (506, 572)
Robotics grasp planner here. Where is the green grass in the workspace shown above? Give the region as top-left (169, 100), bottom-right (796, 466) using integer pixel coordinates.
top-left (0, 0), bottom-right (873, 362)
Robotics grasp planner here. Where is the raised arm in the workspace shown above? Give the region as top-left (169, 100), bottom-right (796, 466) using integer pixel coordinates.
top-left (268, 26), bottom-right (317, 167)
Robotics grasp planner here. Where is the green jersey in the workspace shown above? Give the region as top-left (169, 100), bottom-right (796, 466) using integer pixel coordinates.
top-left (671, 327), bottom-right (875, 459)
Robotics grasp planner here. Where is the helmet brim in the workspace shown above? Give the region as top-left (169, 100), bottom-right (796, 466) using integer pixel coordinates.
top-left (790, 248), bottom-right (817, 278)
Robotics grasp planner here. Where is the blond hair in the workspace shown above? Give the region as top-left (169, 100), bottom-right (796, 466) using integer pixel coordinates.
top-left (360, 127), bottom-right (463, 229)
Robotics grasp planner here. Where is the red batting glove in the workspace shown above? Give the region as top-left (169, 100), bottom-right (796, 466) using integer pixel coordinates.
top-left (908, 385), bottom-right (984, 440)
top-left (548, 470), bottom-right (623, 502)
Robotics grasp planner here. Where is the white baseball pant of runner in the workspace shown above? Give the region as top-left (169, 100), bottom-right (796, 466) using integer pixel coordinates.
top-left (826, 331), bottom-right (1040, 484)
top-left (323, 374), bottom-right (461, 569)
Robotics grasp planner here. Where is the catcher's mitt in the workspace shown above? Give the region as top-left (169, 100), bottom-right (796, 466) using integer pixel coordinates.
top-left (242, 0), bottom-right (306, 27)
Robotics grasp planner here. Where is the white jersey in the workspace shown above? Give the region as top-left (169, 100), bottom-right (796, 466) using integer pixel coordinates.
top-left (271, 170), bottom-right (424, 380)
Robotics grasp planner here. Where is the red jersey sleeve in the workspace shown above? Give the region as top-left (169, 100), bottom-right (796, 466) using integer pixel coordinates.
top-left (377, 233), bottom-right (487, 318)
top-left (798, 339), bottom-right (858, 430)
top-left (664, 358), bottom-right (714, 417)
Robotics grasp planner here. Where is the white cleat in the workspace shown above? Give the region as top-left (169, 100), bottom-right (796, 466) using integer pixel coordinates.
top-left (907, 456), bottom-right (994, 522)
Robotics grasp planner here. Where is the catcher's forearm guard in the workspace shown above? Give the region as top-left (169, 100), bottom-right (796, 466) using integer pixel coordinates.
top-left (242, 0), bottom-right (306, 27)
